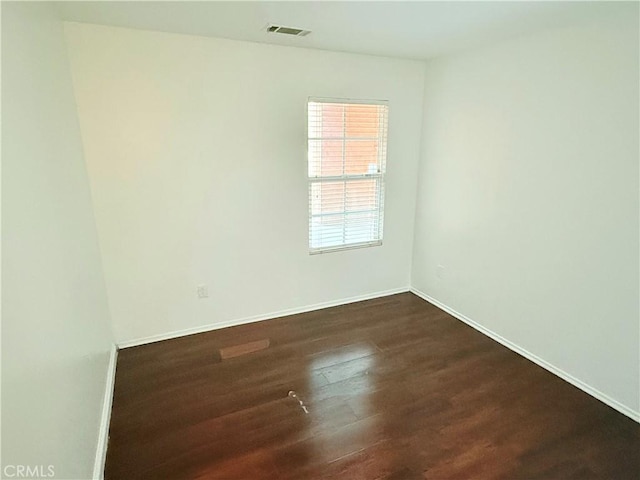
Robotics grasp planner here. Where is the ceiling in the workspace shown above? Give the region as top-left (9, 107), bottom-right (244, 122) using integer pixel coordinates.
top-left (56, 1), bottom-right (631, 60)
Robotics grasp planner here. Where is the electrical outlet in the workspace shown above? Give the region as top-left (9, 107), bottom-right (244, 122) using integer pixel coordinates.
top-left (436, 265), bottom-right (445, 280)
top-left (196, 285), bottom-right (209, 298)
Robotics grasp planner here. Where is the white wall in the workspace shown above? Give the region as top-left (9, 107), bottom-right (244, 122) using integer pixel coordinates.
top-left (2, 3), bottom-right (115, 478)
top-left (412, 9), bottom-right (639, 416)
top-left (64, 23), bottom-right (425, 345)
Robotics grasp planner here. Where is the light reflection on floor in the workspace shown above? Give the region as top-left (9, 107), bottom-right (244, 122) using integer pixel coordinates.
top-left (303, 344), bottom-right (380, 467)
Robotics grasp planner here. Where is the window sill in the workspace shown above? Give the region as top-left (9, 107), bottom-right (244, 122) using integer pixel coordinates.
top-left (309, 240), bottom-right (383, 255)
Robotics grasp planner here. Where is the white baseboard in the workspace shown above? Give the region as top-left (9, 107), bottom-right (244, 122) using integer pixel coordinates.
top-left (410, 287), bottom-right (640, 423)
top-left (117, 287), bottom-right (410, 349)
top-left (93, 344), bottom-right (118, 480)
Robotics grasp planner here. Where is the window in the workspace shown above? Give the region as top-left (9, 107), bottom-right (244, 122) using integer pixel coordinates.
top-left (307, 98), bottom-right (389, 253)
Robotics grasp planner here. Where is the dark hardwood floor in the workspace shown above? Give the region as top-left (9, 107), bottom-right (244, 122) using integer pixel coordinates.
top-left (105, 293), bottom-right (639, 479)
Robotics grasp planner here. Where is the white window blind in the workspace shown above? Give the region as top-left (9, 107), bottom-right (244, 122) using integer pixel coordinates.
top-left (308, 98), bottom-right (388, 253)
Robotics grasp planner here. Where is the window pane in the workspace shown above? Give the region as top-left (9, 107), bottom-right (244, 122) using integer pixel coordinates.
top-left (308, 102), bottom-right (344, 139)
top-left (309, 139), bottom-right (343, 177)
top-left (310, 181), bottom-right (345, 216)
top-left (345, 104), bottom-right (381, 138)
top-left (345, 178), bottom-right (379, 213)
top-left (310, 214), bottom-right (346, 249)
top-left (345, 140), bottom-right (379, 175)
top-left (344, 211), bottom-right (380, 244)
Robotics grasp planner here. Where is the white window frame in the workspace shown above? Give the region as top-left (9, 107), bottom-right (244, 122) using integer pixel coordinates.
top-left (307, 97), bottom-right (389, 254)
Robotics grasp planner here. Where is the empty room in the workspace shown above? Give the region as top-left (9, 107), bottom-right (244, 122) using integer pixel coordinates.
top-left (2, 1), bottom-right (639, 479)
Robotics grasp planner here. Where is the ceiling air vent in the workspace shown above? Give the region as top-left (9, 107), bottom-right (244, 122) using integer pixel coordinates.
top-left (266, 24), bottom-right (311, 37)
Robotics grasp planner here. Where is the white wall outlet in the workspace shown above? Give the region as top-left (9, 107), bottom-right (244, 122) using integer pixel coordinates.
top-left (436, 265), bottom-right (445, 280)
top-left (196, 285), bottom-right (209, 298)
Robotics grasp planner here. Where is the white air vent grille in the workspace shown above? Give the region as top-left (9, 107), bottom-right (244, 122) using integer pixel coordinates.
top-left (266, 24), bottom-right (311, 37)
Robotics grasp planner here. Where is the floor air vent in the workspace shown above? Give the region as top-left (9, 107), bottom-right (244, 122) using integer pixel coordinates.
top-left (219, 339), bottom-right (270, 360)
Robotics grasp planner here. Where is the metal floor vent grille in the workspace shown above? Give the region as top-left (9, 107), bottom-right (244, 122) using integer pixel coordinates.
top-left (219, 339), bottom-right (270, 360)
top-left (266, 24), bottom-right (311, 37)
